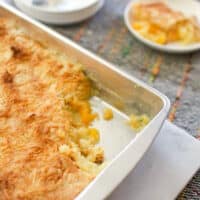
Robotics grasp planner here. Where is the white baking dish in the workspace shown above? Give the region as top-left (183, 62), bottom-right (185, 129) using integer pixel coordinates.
top-left (0, 2), bottom-right (171, 199)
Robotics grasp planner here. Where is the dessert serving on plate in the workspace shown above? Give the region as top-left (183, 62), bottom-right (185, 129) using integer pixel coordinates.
top-left (131, 1), bottom-right (200, 45)
top-left (124, 0), bottom-right (200, 53)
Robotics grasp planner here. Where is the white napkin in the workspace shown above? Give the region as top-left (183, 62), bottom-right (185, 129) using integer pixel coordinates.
top-left (108, 121), bottom-right (200, 200)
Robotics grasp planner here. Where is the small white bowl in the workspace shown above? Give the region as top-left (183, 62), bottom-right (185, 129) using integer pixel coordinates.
top-left (14, 0), bottom-right (104, 25)
top-left (124, 0), bottom-right (200, 53)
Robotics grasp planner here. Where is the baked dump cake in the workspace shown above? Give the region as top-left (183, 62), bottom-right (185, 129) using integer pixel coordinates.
top-left (0, 18), bottom-right (104, 200)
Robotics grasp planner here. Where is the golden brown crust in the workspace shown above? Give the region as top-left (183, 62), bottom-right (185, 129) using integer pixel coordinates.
top-left (132, 2), bottom-right (186, 30)
top-left (0, 18), bottom-right (103, 200)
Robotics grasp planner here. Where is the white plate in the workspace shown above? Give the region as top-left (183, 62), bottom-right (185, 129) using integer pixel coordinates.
top-left (124, 0), bottom-right (200, 53)
top-left (14, 0), bottom-right (104, 24)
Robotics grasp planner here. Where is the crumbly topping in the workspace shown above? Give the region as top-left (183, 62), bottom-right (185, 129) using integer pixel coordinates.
top-left (0, 18), bottom-right (104, 200)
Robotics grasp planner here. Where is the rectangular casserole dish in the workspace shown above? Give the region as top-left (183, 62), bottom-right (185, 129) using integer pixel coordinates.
top-left (0, 2), bottom-right (170, 200)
